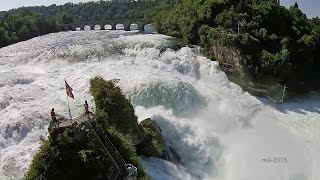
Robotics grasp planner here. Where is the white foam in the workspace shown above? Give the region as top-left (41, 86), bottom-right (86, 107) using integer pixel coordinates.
top-left (0, 30), bottom-right (319, 180)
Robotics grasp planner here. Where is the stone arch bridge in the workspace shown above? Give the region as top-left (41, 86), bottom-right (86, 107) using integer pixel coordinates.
top-left (62, 19), bottom-right (151, 31)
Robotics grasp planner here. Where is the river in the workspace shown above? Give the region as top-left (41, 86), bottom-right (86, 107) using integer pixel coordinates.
top-left (0, 29), bottom-right (319, 180)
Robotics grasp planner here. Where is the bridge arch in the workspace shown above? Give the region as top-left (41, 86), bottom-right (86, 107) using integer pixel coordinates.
top-left (130, 23), bottom-right (138, 30)
top-left (62, 19), bottom-right (151, 32)
top-left (94, 24), bottom-right (102, 30)
top-left (116, 23), bottom-right (125, 30)
top-left (83, 25), bottom-right (91, 31)
top-left (103, 24), bottom-right (112, 30)
top-left (100, 24), bottom-right (105, 30)
top-left (136, 22), bottom-right (148, 31)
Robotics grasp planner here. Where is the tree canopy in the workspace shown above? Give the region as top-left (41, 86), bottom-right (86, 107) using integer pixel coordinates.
top-left (153, 0), bottom-right (320, 94)
top-left (0, 11), bottom-right (58, 48)
top-left (0, 0), bottom-right (174, 49)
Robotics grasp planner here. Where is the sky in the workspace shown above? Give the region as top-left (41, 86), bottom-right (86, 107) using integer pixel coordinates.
top-left (0, 0), bottom-right (319, 18)
top-left (282, 0), bottom-right (320, 18)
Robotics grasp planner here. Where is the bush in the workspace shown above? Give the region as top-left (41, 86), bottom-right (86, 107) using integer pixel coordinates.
top-left (106, 127), bottom-right (150, 179)
top-left (25, 128), bottom-right (114, 180)
top-left (90, 76), bottom-right (142, 142)
top-left (136, 118), bottom-right (165, 158)
top-left (153, 0), bottom-right (320, 94)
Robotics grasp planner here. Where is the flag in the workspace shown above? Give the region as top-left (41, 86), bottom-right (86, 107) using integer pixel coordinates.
top-left (65, 80), bottom-right (74, 99)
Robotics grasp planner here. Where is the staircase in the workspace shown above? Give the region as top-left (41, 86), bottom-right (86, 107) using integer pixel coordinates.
top-left (76, 115), bottom-right (134, 180)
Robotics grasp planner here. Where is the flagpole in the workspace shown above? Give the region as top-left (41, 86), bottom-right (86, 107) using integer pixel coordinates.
top-left (65, 79), bottom-right (73, 120)
top-left (66, 93), bottom-right (72, 120)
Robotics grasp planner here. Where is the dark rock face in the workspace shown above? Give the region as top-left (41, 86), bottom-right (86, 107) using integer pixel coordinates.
top-left (211, 44), bottom-right (288, 103)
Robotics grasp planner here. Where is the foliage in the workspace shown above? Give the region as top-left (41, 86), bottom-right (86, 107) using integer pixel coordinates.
top-left (0, 0), bottom-right (175, 49)
top-left (89, 76), bottom-right (170, 178)
top-left (89, 76), bottom-right (157, 179)
top-left (106, 126), bottom-right (150, 179)
top-left (153, 0), bottom-right (320, 93)
top-left (7, 0), bottom-right (173, 22)
top-left (25, 128), bottom-right (115, 180)
top-left (90, 76), bottom-right (141, 138)
top-left (0, 11), bottom-right (58, 48)
top-left (137, 118), bottom-right (165, 158)
top-left (25, 123), bottom-right (151, 180)
top-left (90, 76), bottom-right (165, 177)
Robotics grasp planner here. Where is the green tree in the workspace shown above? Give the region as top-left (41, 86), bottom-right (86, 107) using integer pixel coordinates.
top-left (60, 12), bottom-right (74, 24)
top-left (152, 0), bottom-right (320, 95)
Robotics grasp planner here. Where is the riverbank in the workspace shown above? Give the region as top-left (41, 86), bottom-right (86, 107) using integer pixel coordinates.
top-left (152, 0), bottom-right (320, 101)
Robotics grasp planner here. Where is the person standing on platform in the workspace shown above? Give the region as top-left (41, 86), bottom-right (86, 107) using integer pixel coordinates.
top-left (84, 100), bottom-right (89, 114)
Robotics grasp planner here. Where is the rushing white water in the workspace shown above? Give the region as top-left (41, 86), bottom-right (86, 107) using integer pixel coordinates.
top-left (0, 30), bottom-right (319, 180)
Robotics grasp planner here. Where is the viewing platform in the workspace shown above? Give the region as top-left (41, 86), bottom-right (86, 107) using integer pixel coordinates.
top-left (55, 113), bottom-right (93, 128)
top-left (50, 113), bottom-right (137, 180)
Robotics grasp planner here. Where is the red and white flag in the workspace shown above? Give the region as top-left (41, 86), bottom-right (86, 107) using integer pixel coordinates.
top-left (65, 80), bottom-right (74, 99)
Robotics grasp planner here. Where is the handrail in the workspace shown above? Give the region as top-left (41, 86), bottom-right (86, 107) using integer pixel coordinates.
top-left (93, 121), bottom-right (127, 166)
top-left (61, 114), bottom-right (137, 179)
top-left (84, 121), bottom-right (121, 180)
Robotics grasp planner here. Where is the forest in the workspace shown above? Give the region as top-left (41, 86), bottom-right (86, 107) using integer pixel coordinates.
top-left (0, 12), bottom-right (58, 48)
top-left (0, 0), bottom-right (173, 48)
top-left (153, 0), bottom-right (320, 94)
